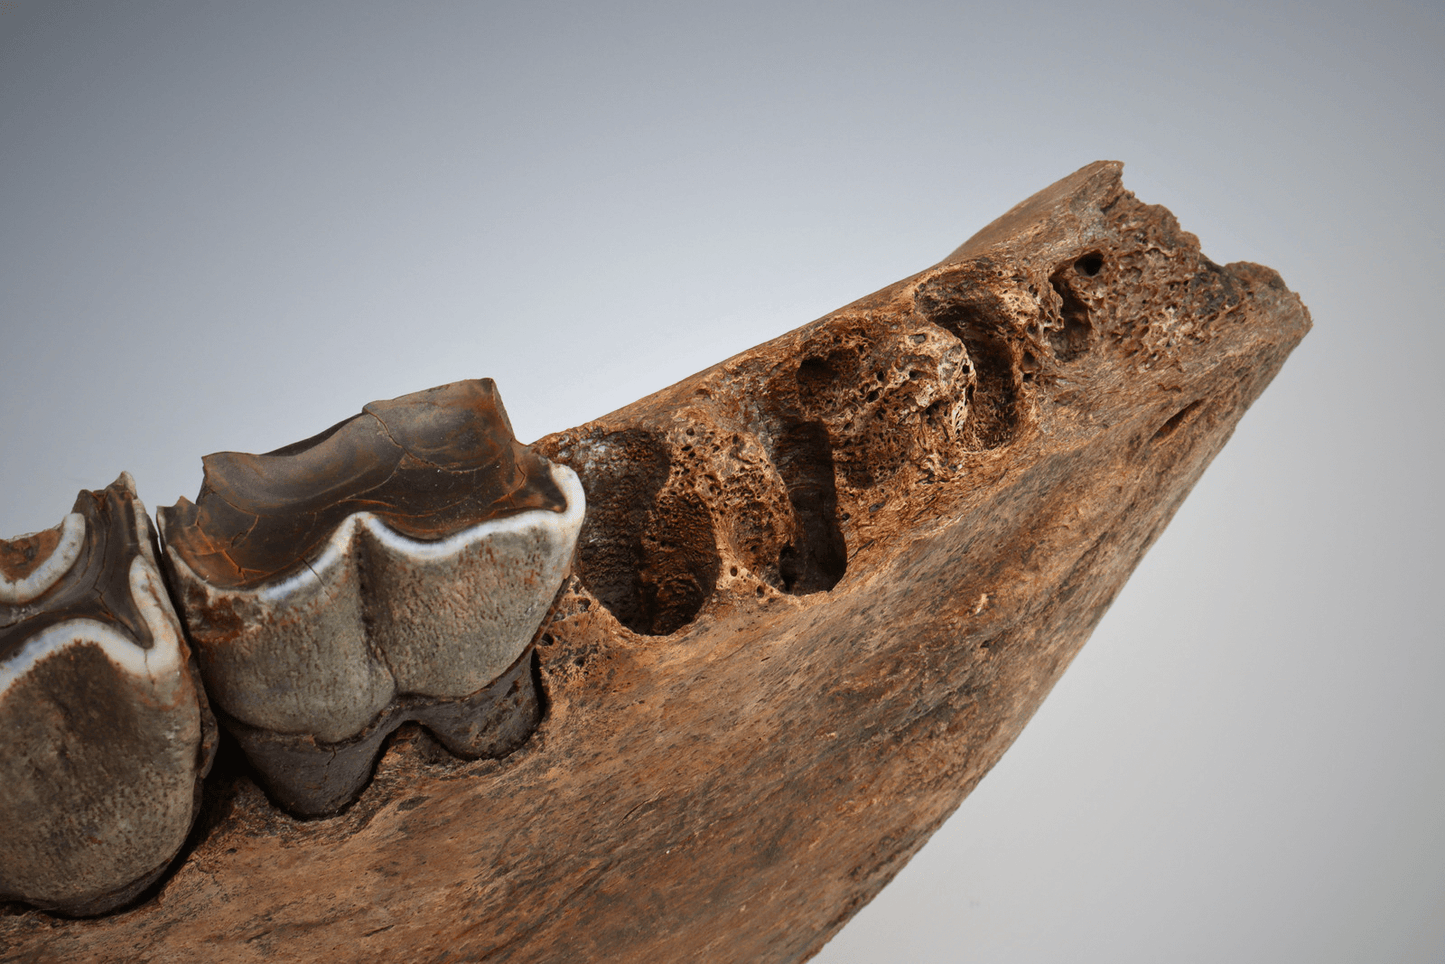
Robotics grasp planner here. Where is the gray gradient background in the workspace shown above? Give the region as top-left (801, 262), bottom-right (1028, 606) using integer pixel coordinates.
top-left (1, 2), bottom-right (1440, 961)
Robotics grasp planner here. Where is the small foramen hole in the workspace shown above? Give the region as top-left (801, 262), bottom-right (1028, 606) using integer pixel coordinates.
top-left (1153, 399), bottom-right (1205, 441)
top-left (1045, 268), bottom-right (1094, 364)
top-left (1075, 252), bottom-right (1104, 276)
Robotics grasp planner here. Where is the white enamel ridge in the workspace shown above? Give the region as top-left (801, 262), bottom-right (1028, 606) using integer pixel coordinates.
top-left (0, 512), bottom-right (86, 605)
top-left (0, 555), bottom-right (185, 698)
top-left (252, 462), bottom-right (585, 602)
top-left (163, 461), bottom-right (585, 741)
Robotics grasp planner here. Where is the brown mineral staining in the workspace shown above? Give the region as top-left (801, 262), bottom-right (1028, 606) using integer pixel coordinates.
top-left (0, 526), bottom-right (61, 583)
top-left (1, 162), bottom-right (1309, 962)
top-left (162, 378), bottom-right (568, 589)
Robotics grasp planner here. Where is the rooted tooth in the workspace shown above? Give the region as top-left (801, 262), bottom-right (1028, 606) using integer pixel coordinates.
top-left (0, 474), bottom-right (214, 917)
top-left (158, 378), bottom-right (585, 816)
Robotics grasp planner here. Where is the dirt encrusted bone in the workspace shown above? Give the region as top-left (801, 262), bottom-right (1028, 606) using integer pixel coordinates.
top-left (1, 162), bottom-right (1310, 963)
top-left (157, 379), bottom-right (585, 815)
top-left (0, 474), bottom-right (215, 917)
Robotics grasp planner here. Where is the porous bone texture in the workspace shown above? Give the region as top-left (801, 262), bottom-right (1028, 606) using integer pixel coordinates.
top-left (0, 162), bottom-right (1310, 961)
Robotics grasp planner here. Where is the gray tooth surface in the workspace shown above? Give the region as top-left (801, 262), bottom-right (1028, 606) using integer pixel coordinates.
top-left (158, 379), bottom-right (585, 815)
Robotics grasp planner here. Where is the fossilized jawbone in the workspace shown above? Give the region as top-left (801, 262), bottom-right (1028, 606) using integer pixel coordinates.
top-left (0, 162), bottom-right (1309, 962)
top-left (158, 379), bottom-right (584, 815)
top-left (0, 474), bottom-right (214, 917)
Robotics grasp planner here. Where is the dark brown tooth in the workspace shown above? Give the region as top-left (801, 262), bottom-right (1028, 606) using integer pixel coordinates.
top-left (0, 473), bottom-right (214, 917)
top-left (159, 379), bottom-right (584, 816)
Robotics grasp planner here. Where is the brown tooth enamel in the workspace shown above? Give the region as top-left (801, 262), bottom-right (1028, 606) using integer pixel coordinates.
top-left (158, 378), bottom-right (584, 816)
top-left (0, 473), bottom-right (215, 917)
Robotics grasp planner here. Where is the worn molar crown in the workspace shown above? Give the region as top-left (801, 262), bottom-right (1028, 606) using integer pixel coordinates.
top-left (0, 473), bottom-right (214, 917)
top-left (158, 378), bottom-right (585, 816)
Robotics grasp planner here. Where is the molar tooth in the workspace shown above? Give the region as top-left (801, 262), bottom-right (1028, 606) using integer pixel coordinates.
top-left (159, 378), bottom-right (585, 816)
top-left (0, 475), bottom-right (214, 917)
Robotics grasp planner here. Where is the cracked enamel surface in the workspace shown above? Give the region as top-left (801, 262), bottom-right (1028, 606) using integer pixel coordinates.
top-left (162, 379), bottom-right (569, 589)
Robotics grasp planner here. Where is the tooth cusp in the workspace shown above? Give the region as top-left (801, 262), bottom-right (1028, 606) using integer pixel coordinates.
top-left (159, 379), bottom-right (584, 815)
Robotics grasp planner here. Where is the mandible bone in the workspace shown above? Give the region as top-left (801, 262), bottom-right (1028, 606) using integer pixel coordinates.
top-left (158, 379), bottom-right (584, 815)
top-left (0, 162), bottom-right (1311, 961)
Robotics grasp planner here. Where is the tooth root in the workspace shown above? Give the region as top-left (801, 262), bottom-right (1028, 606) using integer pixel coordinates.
top-left (216, 646), bottom-right (543, 816)
top-left (160, 379), bottom-right (585, 816)
top-left (0, 475), bottom-right (212, 916)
